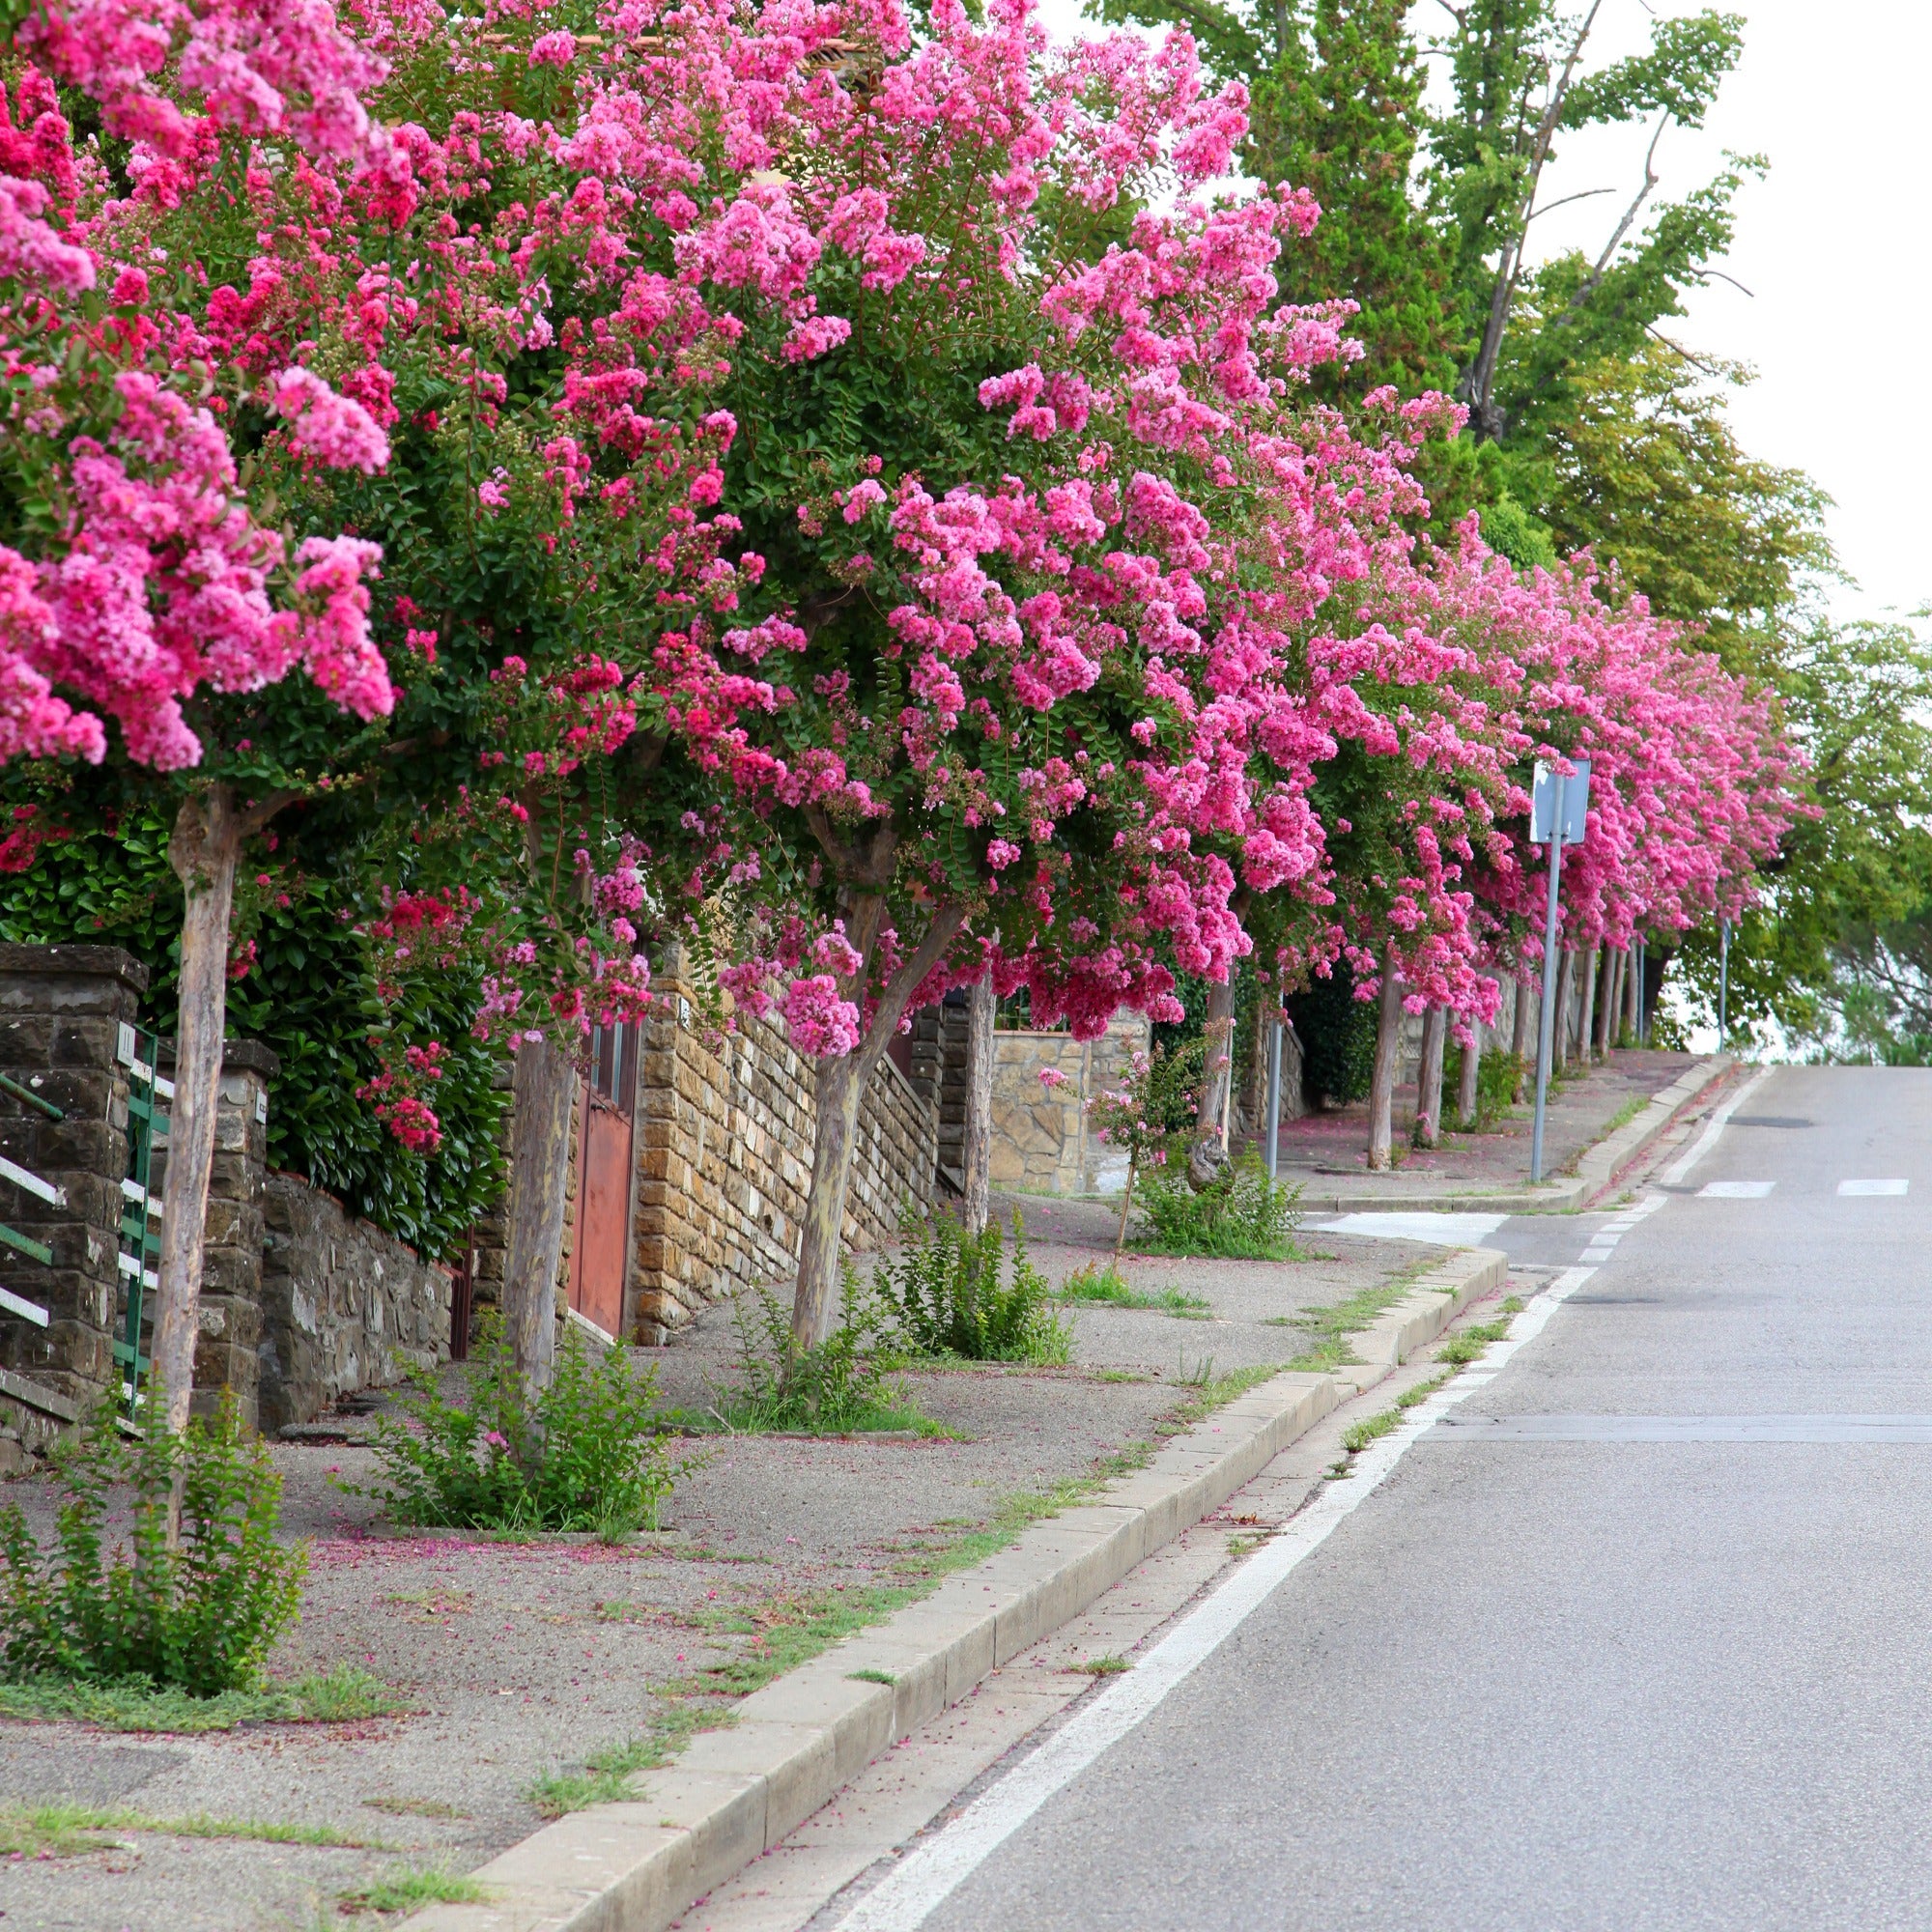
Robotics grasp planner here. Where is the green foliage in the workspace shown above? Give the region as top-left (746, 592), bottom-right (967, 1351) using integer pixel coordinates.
top-left (338, 1865), bottom-right (493, 1915)
top-left (0, 1665), bottom-right (402, 1731)
top-left (1058, 1261), bottom-right (1210, 1319)
top-left (715, 1268), bottom-right (929, 1435)
top-left (1134, 1149), bottom-right (1303, 1259)
top-left (0, 1394), bottom-right (305, 1696)
top-left (875, 1208), bottom-right (1069, 1364)
top-left (348, 1325), bottom-right (676, 1537)
top-left (1476, 493), bottom-right (1557, 572)
top-left (0, 809), bottom-right (504, 1260)
top-left (1445, 1044), bottom-right (1522, 1129)
top-left (1287, 963), bottom-right (1378, 1105)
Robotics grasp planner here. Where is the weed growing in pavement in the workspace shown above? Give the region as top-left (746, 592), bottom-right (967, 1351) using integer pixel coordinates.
top-left (0, 1391), bottom-right (306, 1699)
top-left (1058, 1261), bottom-right (1210, 1320)
top-left (1133, 1151), bottom-right (1303, 1261)
top-left (876, 1208), bottom-right (1069, 1364)
top-left (1074, 1655), bottom-right (1130, 1675)
top-left (706, 1264), bottom-right (940, 1435)
top-left (0, 1664), bottom-right (406, 1732)
top-left (848, 1667), bottom-right (897, 1686)
top-left (1277, 1261), bottom-right (1434, 1373)
top-left (527, 1707), bottom-right (729, 1816)
top-left (1435, 1318), bottom-right (1511, 1368)
top-left (1502, 1294), bottom-right (1525, 1314)
top-left (338, 1864), bottom-right (492, 1915)
top-left (0, 1803), bottom-right (392, 1860)
top-left (363, 1796), bottom-right (469, 1820)
top-left (1336, 1309), bottom-right (1518, 1457)
top-left (344, 1321), bottom-right (678, 1538)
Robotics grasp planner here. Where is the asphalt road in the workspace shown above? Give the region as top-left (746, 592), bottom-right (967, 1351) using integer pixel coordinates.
top-left (881, 1065), bottom-right (1932, 1932)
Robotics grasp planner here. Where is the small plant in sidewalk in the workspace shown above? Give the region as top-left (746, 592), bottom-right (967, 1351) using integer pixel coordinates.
top-left (0, 1392), bottom-right (306, 1696)
top-left (713, 1266), bottom-right (934, 1435)
top-left (348, 1322), bottom-right (676, 1537)
top-left (1134, 1149), bottom-right (1303, 1260)
top-left (1086, 1037), bottom-right (1208, 1255)
top-left (1446, 1046), bottom-right (1525, 1131)
top-left (1057, 1262), bottom-right (1210, 1320)
top-left (876, 1209), bottom-right (1069, 1365)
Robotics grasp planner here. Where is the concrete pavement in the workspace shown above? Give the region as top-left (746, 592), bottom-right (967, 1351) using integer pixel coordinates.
top-left (820, 1065), bottom-right (1932, 1932)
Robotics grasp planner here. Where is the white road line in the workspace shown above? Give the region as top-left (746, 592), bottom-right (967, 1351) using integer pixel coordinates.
top-left (1661, 1066), bottom-right (1772, 1185)
top-left (1698, 1180), bottom-right (1774, 1199)
top-left (1838, 1179), bottom-right (1909, 1197)
top-left (827, 1262), bottom-right (1608, 1932)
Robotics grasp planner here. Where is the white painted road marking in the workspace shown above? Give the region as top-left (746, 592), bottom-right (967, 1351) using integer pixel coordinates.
top-left (1662, 1066), bottom-right (1773, 1185)
top-left (1699, 1180), bottom-right (1775, 1198)
top-left (826, 1258), bottom-right (1616, 1932)
top-left (1312, 1211), bottom-right (1508, 1244)
top-left (1431, 1414), bottom-right (1932, 1443)
top-left (1838, 1179), bottom-right (1909, 1197)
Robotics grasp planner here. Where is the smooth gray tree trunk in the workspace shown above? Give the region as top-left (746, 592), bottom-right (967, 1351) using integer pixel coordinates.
top-left (1457, 1015), bottom-right (1482, 1127)
top-left (155, 784), bottom-right (242, 1439)
top-left (962, 975), bottom-right (995, 1236)
top-left (1578, 945), bottom-right (1600, 1065)
top-left (1366, 951), bottom-right (1404, 1171)
top-left (1415, 1008), bottom-right (1446, 1148)
top-left (504, 1037), bottom-right (577, 1407)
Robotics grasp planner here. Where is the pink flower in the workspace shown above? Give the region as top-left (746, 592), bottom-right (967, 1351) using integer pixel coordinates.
top-left (268, 367), bottom-right (390, 473)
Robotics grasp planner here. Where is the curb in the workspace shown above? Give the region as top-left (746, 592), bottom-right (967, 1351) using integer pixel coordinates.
top-left (405, 1245), bottom-right (1509, 1932)
top-left (1287, 1054), bottom-right (1733, 1214)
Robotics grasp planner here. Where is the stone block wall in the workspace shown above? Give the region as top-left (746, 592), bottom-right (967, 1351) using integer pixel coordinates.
top-left (0, 946), bottom-right (146, 1429)
top-left (631, 973), bottom-right (938, 1343)
top-left (258, 1172), bottom-right (452, 1435)
top-left (987, 1013), bottom-right (1150, 1198)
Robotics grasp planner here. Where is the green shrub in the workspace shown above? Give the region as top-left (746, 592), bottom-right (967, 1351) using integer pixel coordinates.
top-left (1445, 1045), bottom-right (1524, 1129)
top-left (1133, 1149), bottom-right (1302, 1259)
top-left (0, 1394), bottom-right (306, 1696)
top-left (349, 1323), bottom-right (675, 1536)
top-left (1286, 966), bottom-right (1378, 1107)
top-left (876, 1209), bottom-right (1069, 1364)
top-left (715, 1266), bottom-right (927, 1434)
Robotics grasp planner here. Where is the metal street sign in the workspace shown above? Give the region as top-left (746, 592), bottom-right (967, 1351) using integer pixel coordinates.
top-left (1530, 757), bottom-right (1591, 845)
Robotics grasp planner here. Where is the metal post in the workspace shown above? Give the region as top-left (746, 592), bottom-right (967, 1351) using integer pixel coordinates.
top-left (1264, 1016), bottom-right (1283, 1180)
top-left (1635, 937), bottom-right (1646, 1046)
top-left (1718, 918), bottom-right (1730, 1045)
top-left (1530, 777), bottom-right (1567, 1186)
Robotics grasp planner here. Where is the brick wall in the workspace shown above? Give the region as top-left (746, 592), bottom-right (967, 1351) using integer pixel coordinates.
top-left (631, 971), bottom-right (939, 1343)
top-left (986, 1013), bottom-right (1150, 1198)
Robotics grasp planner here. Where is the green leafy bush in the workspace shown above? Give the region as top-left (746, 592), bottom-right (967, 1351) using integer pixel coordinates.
top-left (1287, 968), bottom-right (1378, 1106)
top-left (1445, 1045), bottom-right (1524, 1130)
top-left (0, 1395), bottom-right (306, 1696)
top-left (715, 1267), bottom-right (927, 1434)
top-left (350, 1324), bottom-right (675, 1536)
top-left (876, 1209), bottom-right (1069, 1364)
top-left (0, 810), bottom-right (504, 1260)
top-left (1133, 1149), bottom-right (1303, 1259)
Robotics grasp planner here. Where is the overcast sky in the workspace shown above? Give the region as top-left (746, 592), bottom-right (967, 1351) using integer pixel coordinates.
top-left (1035, 0), bottom-right (1923, 626)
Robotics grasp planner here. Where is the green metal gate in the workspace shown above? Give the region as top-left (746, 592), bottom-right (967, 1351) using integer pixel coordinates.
top-left (114, 1023), bottom-right (170, 1413)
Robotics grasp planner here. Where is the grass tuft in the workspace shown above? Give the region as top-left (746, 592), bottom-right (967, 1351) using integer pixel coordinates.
top-left (847, 1668), bottom-right (896, 1686)
top-left (1058, 1262), bottom-right (1211, 1320)
top-left (363, 1796), bottom-right (469, 1820)
top-left (1073, 1655), bottom-right (1130, 1675)
top-left (0, 1666), bottom-right (408, 1734)
top-left (0, 1802), bottom-right (392, 1860)
top-left (339, 1863), bottom-right (492, 1915)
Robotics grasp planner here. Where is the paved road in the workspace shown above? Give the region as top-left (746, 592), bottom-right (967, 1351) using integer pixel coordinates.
top-left (861, 1065), bottom-right (1932, 1931)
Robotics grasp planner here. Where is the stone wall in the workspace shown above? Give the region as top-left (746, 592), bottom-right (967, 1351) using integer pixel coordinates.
top-left (259, 1172), bottom-right (452, 1435)
top-left (631, 972), bottom-right (939, 1343)
top-left (0, 946), bottom-right (146, 1435)
top-left (987, 1014), bottom-right (1150, 1198)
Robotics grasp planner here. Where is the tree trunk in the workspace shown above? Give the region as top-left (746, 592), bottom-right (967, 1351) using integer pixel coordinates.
top-left (1625, 944), bottom-right (1642, 1038)
top-left (1577, 945), bottom-right (1600, 1065)
top-left (792, 899), bottom-right (965, 1352)
top-left (961, 974), bottom-right (995, 1236)
top-left (154, 786), bottom-right (244, 1439)
top-left (1597, 950), bottom-right (1620, 1059)
top-left (1554, 949), bottom-right (1577, 1067)
top-left (1365, 951), bottom-right (1404, 1171)
top-left (503, 1037), bottom-right (576, 1408)
top-left (1509, 973), bottom-right (1534, 1100)
top-left (1192, 975), bottom-right (1236, 1145)
top-left (1414, 1009), bottom-right (1446, 1148)
top-left (1457, 1014), bottom-right (1482, 1127)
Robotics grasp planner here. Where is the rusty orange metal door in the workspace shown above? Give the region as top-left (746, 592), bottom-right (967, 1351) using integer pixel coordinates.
top-left (568, 1023), bottom-right (637, 1338)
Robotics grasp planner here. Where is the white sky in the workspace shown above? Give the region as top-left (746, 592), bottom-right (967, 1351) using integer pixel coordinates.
top-left (1035, 0), bottom-right (1927, 624)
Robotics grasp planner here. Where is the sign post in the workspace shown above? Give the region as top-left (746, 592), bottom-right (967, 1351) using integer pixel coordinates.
top-left (1530, 757), bottom-right (1591, 1184)
top-left (1264, 1016), bottom-right (1283, 1180)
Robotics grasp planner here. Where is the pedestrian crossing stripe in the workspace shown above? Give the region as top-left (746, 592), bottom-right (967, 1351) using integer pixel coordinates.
top-left (1699, 1180), bottom-right (1775, 1198)
top-left (1837, 1179), bottom-right (1909, 1196)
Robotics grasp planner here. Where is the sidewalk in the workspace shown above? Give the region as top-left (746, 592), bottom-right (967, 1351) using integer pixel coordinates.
top-left (0, 1215), bottom-right (1454, 1932)
top-left (1272, 1048), bottom-right (1732, 1212)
